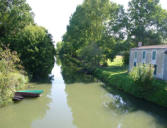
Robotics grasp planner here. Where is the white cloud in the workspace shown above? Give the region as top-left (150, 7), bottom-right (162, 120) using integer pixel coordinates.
top-left (112, 0), bottom-right (129, 9)
top-left (160, 0), bottom-right (167, 10)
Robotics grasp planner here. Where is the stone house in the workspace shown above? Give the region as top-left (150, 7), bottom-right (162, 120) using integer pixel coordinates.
top-left (129, 44), bottom-right (167, 80)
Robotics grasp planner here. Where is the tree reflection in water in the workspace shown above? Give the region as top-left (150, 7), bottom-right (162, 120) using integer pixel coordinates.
top-left (62, 65), bottom-right (167, 128)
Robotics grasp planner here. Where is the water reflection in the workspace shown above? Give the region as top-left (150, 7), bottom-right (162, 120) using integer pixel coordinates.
top-left (61, 64), bottom-right (167, 128)
top-left (65, 83), bottom-right (119, 128)
top-left (59, 62), bottom-right (95, 84)
top-left (0, 62), bottom-right (167, 128)
top-left (60, 62), bottom-right (167, 127)
top-left (31, 64), bottom-right (76, 128)
top-left (0, 83), bottom-right (51, 128)
top-left (103, 84), bottom-right (167, 127)
top-left (65, 82), bottom-right (167, 128)
top-left (59, 59), bottom-right (167, 128)
top-left (107, 95), bottom-right (135, 114)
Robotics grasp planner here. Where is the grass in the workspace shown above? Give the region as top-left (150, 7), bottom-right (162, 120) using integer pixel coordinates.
top-left (93, 56), bottom-right (167, 107)
top-left (107, 56), bottom-right (123, 67)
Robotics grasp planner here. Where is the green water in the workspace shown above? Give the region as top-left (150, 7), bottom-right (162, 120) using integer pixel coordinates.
top-left (0, 65), bottom-right (167, 128)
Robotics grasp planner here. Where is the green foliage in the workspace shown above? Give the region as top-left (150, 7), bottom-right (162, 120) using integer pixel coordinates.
top-left (0, 46), bottom-right (20, 73)
top-left (78, 42), bottom-right (105, 67)
top-left (122, 51), bottom-right (130, 65)
top-left (55, 0), bottom-right (167, 107)
top-left (0, 0), bottom-right (56, 107)
top-left (129, 65), bottom-right (153, 82)
top-left (0, 47), bottom-right (28, 107)
top-left (57, 0), bottom-right (167, 74)
top-left (57, 0), bottom-right (124, 70)
top-left (0, 0), bottom-right (55, 82)
top-left (129, 64), bottom-right (154, 96)
top-left (127, 0), bottom-right (167, 45)
top-left (93, 59), bottom-right (167, 107)
top-left (13, 25), bottom-right (56, 81)
top-left (106, 3), bottom-right (127, 40)
top-left (0, 0), bottom-right (34, 45)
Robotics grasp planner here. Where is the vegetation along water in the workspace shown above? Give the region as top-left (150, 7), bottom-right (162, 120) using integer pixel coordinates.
top-left (0, 64), bottom-right (167, 128)
top-left (0, 0), bottom-right (55, 106)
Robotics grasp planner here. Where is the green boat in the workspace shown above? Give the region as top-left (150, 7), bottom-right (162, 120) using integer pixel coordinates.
top-left (16, 90), bottom-right (44, 94)
top-left (15, 90), bottom-right (44, 98)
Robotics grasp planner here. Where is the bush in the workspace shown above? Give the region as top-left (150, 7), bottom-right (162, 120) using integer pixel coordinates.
top-left (12, 25), bottom-right (56, 81)
top-left (93, 59), bottom-right (167, 107)
top-left (129, 64), bottom-right (154, 97)
top-left (0, 47), bottom-right (28, 107)
top-left (122, 51), bottom-right (129, 65)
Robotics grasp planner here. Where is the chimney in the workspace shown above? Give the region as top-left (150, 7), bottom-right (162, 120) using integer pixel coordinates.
top-left (138, 42), bottom-right (142, 47)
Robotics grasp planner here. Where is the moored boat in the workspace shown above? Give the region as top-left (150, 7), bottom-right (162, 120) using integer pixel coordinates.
top-left (15, 90), bottom-right (44, 98)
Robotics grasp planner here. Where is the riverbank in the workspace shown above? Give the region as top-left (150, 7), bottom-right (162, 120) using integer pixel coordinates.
top-left (92, 57), bottom-right (167, 108)
top-left (0, 72), bottom-right (28, 107)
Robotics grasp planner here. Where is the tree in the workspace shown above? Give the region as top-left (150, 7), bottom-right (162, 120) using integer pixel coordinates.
top-left (13, 25), bottom-right (56, 81)
top-left (127, 0), bottom-right (167, 45)
top-left (106, 3), bottom-right (127, 40)
top-left (0, 0), bottom-right (34, 45)
top-left (101, 3), bottom-right (127, 61)
top-left (62, 0), bottom-right (116, 66)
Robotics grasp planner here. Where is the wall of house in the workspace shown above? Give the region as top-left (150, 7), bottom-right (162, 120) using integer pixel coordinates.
top-left (129, 49), bottom-right (134, 72)
top-left (129, 48), bottom-right (167, 80)
top-left (156, 49), bottom-right (165, 79)
top-left (163, 54), bottom-right (167, 80)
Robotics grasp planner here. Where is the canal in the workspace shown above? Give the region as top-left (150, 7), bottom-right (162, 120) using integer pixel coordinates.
top-left (0, 64), bottom-right (167, 128)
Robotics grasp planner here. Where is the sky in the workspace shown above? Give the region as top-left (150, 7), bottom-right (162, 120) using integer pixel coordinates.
top-left (27, 0), bottom-right (167, 43)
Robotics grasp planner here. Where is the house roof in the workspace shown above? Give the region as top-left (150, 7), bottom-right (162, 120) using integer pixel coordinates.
top-left (132, 45), bottom-right (167, 50)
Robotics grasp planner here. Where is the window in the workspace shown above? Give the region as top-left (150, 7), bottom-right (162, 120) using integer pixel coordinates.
top-left (154, 65), bottom-right (157, 75)
top-left (152, 51), bottom-right (156, 60)
top-left (143, 51), bottom-right (146, 59)
top-left (135, 52), bottom-right (137, 58)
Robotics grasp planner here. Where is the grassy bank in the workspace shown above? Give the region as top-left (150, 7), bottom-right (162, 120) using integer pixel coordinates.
top-left (93, 56), bottom-right (167, 107)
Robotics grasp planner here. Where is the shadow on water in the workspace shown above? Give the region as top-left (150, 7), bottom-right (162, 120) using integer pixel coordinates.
top-left (102, 84), bottom-right (167, 126)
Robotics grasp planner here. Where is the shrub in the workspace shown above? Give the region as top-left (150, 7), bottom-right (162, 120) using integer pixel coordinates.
top-left (12, 25), bottom-right (56, 81)
top-left (129, 64), bottom-right (154, 97)
top-left (0, 47), bottom-right (27, 107)
top-left (122, 51), bottom-right (129, 65)
top-left (94, 61), bottom-right (167, 107)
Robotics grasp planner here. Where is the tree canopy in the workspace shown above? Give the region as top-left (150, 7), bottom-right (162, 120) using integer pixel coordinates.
top-left (13, 25), bottom-right (56, 81)
top-left (0, 0), bottom-right (34, 45)
top-left (127, 0), bottom-right (167, 45)
top-left (56, 0), bottom-right (167, 73)
top-left (0, 0), bottom-right (56, 81)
